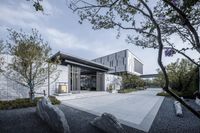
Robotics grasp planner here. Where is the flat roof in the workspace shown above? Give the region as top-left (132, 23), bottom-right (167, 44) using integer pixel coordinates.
top-left (50, 52), bottom-right (111, 72)
top-left (92, 49), bottom-right (143, 64)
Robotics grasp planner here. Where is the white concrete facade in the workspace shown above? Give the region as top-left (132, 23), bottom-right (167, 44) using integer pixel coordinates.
top-left (104, 74), bottom-right (122, 92)
top-left (92, 49), bottom-right (143, 75)
top-left (0, 64), bottom-right (68, 100)
top-left (0, 49), bottom-right (142, 100)
top-left (0, 54), bottom-right (122, 100)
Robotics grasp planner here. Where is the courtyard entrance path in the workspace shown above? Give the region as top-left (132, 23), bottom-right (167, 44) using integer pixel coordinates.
top-left (59, 88), bottom-right (164, 132)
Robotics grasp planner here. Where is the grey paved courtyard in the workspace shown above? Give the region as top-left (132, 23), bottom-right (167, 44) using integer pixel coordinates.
top-left (59, 88), bottom-right (164, 132)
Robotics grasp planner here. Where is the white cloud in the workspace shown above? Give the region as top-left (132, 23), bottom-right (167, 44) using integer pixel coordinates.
top-left (42, 0), bottom-right (63, 16)
top-left (46, 28), bottom-right (89, 50)
top-left (44, 27), bottom-right (119, 57)
top-left (2, 0), bottom-right (196, 74)
top-left (0, 0), bottom-right (63, 28)
top-left (0, 6), bottom-right (37, 26)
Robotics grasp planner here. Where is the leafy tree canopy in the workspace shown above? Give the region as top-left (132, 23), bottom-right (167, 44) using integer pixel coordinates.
top-left (155, 58), bottom-right (198, 97)
top-left (68, 0), bottom-right (200, 118)
top-left (122, 73), bottom-right (145, 88)
top-left (5, 29), bottom-right (59, 100)
top-left (26, 0), bottom-right (44, 12)
top-left (68, 0), bottom-right (200, 65)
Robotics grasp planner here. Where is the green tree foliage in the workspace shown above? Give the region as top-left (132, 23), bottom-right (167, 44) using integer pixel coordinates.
top-left (153, 69), bottom-right (165, 88)
top-left (122, 73), bottom-right (145, 89)
top-left (27, 0), bottom-right (44, 12)
top-left (154, 0), bottom-right (200, 54)
top-left (144, 78), bottom-right (162, 88)
top-left (155, 59), bottom-right (198, 97)
top-left (6, 29), bottom-right (59, 101)
top-left (68, 0), bottom-right (200, 95)
top-left (68, 0), bottom-right (200, 119)
top-left (68, 0), bottom-right (200, 65)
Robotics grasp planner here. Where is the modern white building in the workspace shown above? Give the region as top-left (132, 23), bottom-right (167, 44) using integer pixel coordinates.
top-left (0, 49), bottom-right (142, 100)
top-left (92, 49), bottom-right (143, 75)
top-left (50, 52), bottom-right (122, 95)
top-left (0, 52), bottom-right (122, 100)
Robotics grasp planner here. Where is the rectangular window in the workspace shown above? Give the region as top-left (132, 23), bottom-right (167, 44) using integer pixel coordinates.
top-left (110, 60), bottom-right (113, 67)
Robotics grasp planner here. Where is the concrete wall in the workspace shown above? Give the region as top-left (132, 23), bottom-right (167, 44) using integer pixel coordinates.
top-left (0, 74), bottom-right (29, 100)
top-left (0, 55), bottom-right (29, 100)
top-left (127, 50), bottom-right (135, 74)
top-left (93, 50), bottom-right (127, 73)
top-left (96, 72), bottom-right (105, 91)
top-left (0, 56), bottom-right (68, 100)
top-left (49, 65), bottom-right (68, 94)
top-left (93, 49), bottom-right (143, 75)
top-left (127, 50), bottom-right (143, 75)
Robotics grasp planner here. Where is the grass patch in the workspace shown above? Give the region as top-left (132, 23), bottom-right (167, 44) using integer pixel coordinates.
top-left (156, 89), bottom-right (195, 99)
top-left (156, 91), bottom-right (171, 97)
top-left (0, 96), bottom-right (60, 110)
top-left (118, 88), bottom-right (137, 93)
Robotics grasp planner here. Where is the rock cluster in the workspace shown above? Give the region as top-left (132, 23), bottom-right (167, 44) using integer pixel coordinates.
top-left (36, 97), bottom-right (70, 133)
top-left (90, 113), bottom-right (126, 133)
top-left (174, 101), bottom-right (183, 117)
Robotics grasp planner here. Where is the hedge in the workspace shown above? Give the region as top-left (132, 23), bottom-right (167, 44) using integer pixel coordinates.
top-left (0, 96), bottom-right (60, 110)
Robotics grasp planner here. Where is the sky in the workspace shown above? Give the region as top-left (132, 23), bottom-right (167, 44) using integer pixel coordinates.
top-left (0, 0), bottom-right (199, 74)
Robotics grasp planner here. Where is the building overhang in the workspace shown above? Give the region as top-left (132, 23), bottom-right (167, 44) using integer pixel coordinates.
top-left (50, 52), bottom-right (112, 72)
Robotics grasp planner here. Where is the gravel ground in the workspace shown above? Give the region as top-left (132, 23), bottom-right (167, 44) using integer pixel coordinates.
top-left (149, 98), bottom-right (200, 133)
top-left (0, 97), bottom-right (200, 133)
top-left (0, 107), bottom-right (54, 133)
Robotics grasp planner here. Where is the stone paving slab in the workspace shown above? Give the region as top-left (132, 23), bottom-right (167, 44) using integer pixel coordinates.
top-left (61, 88), bottom-right (164, 132)
top-left (56, 91), bottom-right (110, 101)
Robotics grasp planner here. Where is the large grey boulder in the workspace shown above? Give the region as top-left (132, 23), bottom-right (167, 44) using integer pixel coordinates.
top-left (174, 101), bottom-right (183, 117)
top-left (195, 97), bottom-right (200, 106)
top-left (36, 97), bottom-right (70, 133)
top-left (90, 113), bottom-right (126, 133)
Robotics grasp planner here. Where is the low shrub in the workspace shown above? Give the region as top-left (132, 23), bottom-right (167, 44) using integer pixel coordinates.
top-left (0, 96), bottom-right (60, 110)
top-left (118, 88), bottom-right (137, 93)
top-left (156, 91), bottom-right (171, 97)
top-left (156, 89), bottom-right (196, 99)
top-left (48, 96), bottom-right (61, 105)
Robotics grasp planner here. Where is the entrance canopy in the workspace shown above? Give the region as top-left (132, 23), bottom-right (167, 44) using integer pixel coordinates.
top-left (51, 52), bottom-right (111, 72)
top-left (51, 52), bottom-right (110, 92)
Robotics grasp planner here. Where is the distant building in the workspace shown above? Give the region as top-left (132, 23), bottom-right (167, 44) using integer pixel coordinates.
top-left (92, 49), bottom-right (143, 75)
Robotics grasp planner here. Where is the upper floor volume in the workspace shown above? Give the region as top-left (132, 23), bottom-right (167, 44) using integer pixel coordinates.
top-left (92, 49), bottom-right (143, 75)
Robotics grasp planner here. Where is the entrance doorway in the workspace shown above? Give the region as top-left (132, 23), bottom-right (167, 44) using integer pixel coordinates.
top-left (80, 68), bottom-right (97, 91)
top-left (68, 65), bottom-right (105, 93)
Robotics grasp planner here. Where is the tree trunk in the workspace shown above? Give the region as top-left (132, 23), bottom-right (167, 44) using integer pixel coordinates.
top-left (29, 63), bottom-right (34, 101)
top-left (29, 85), bottom-right (35, 101)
